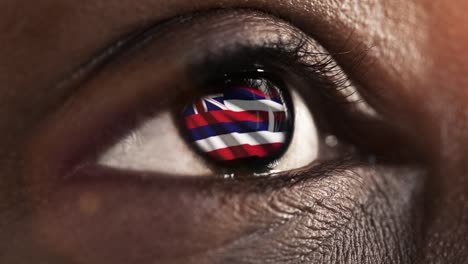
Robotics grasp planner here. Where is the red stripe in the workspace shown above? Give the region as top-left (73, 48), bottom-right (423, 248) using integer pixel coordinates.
top-left (185, 110), bottom-right (286, 129)
top-left (206, 143), bottom-right (284, 161)
top-left (195, 100), bottom-right (205, 113)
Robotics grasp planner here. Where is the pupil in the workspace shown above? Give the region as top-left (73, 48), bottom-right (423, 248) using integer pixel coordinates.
top-left (182, 78), bottom-right (293, 166)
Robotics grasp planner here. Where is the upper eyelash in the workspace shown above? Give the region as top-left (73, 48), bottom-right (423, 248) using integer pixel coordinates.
top-left (55, 5), bottom-right (375, 117)
top-left (186, 36), bottom-right (376, 119)
top-left (281, 35), bottom-right (378, 116)
top-left (58, 8), bottom-right (372, 121)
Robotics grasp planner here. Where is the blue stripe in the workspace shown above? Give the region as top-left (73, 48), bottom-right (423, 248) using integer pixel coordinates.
top-left (188, 120), bottom-right (287, 141)
top-left (205, 97), bottom-right (224, 111)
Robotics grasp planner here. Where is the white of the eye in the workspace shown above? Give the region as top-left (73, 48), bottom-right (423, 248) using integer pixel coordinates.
top-left (98, 90), bottom-right (319, 177)
top-left (97, 112), bottom-right (211, 176)
top-left (272, 90), bottom-right (318, 173)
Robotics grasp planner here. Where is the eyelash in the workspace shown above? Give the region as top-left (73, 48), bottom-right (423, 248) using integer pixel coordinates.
top-left (180, 30), bottom-right (418, 173)
top-left (40, 10), bottom-right (400, 181)
top-left (189, 42), bottom-right (353, 99)
top-left (183, 44), bottom-right (362, 127)
top-left (156, 43), bottom-right (370, 175)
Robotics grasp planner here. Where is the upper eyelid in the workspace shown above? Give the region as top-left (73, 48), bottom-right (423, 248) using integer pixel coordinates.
top-left (55, 10), bottom-right (320, 110)
top-left (42, 7), bottom-right (374, 129)
top-left (59, 9), bottom-right (377, 142)
top-left (51, 11), bottom-right (196, 106)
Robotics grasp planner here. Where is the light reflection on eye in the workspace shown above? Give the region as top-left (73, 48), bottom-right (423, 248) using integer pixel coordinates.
top-left (97, 74), bottom-right (320, 177)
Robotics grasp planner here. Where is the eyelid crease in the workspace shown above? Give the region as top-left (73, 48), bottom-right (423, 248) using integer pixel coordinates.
top-left (54, 8), bottom-right (377, 125)
top-left (48, 10), bottom-right (202, 113)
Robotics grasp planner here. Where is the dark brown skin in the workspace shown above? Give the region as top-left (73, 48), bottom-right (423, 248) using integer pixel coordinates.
top-left (0, 0), bottom-right (467, 263)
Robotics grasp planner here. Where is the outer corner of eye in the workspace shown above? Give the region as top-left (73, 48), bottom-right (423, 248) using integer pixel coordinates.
top-left (97, 76), bottom-right (320, 178)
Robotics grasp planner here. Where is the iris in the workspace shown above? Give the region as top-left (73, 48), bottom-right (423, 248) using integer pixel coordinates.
top-left (182, 78), bottom-right (294, 164)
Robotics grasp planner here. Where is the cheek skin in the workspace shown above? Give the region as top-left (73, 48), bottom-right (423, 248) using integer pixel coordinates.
top-left (32, 166), bottom-right (422, 263)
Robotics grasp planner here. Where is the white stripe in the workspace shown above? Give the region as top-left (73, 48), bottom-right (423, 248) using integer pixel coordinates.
top-left (201, 99), bottom-right (208, 112)
top-left (224, 99), bottom-right (285, 112)
top-left (262, 88), bottom-right (276, 132)
top-left (268, 108), bottom-right (275, 131)
top-left (194, 131), bottom-right (286, 152)
top-left (192, 103), bottom-right (198, 114)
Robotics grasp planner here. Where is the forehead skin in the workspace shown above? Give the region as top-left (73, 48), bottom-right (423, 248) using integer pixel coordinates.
top-left (0, 0), bottom-right (467, 263)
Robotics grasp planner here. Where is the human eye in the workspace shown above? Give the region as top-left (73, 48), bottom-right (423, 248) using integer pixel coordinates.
top-left (30, 10), bottom-right (400, 181)
top-left (98, 73), bottom-right (319, 177)
top-left (24, 9), bottom-right (427, 264)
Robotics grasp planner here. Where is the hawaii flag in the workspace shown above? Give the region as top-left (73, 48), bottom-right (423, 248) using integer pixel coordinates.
top-left (183, 85), bottom-right (290, 161)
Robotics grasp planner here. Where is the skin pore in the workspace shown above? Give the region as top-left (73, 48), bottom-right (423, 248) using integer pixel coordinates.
top-left (0, 0), bottom-right (467, 263)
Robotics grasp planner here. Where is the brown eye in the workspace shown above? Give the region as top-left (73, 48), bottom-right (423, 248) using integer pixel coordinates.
top-left (97, 71), bottom-right (321, 177)
top-left (181, 77), bottom-right (294, 166)
top-left (92, 11), bottom-right (381, 178)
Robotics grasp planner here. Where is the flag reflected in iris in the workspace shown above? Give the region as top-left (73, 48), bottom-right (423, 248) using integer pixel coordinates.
top-left (183, 80), bottom-right (292, 162)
